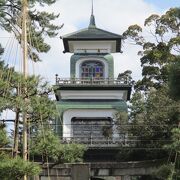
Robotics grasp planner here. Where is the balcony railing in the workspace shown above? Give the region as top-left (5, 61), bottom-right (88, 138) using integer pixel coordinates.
top-left (61, 136), bottom-right (172, 148)
top-left (61, 136), bottom-right (128, 147)
top-left (55, 74), bottom-right (131, 86)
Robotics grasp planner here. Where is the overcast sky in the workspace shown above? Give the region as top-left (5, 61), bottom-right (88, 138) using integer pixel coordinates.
top-left (1, 0), bottom-right (179, 83)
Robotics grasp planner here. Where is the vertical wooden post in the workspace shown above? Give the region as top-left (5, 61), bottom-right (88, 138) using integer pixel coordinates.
top-left (13, 108), bottom-right (20, 157)
top-left (21, 0), bottom-right (28, 179)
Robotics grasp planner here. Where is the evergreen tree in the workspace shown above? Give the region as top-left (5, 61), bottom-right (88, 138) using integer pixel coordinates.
top-left (123, 7), bottom-right (180, 90)
top-left (30, 128), bottom-right (86, 164)
top-left (122, 7), bottom-right (180, 145)
top-left (117, 7), bottom-right (180, 178)
top-left (0, 123), bottom-right (41, 180)
top-left (0, 0), bottom-right (62, 61)
top-left (168, 60), bottom-right (180, 100)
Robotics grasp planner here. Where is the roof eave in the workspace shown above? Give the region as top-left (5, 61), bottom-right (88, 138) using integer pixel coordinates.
top-left (62, 38), bottom-right (122, 53)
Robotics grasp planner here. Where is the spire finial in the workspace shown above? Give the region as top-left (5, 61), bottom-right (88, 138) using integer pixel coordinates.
top-left (89, 0), bottom-right (96, 28)
top-left (91, 0), bottom-right (94, 15)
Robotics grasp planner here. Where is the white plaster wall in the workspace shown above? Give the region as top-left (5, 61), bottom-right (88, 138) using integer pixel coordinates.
top-left (75, 58), bottom-right (108, 78)
top-left (68, 40), bottom-right (117, 53)
top-left (60, 90), bottom-right (127, 100)
top-left (62, 109), bottom-right (117, 139)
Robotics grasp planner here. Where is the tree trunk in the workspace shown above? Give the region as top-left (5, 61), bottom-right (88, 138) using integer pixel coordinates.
top-left (13, 108), bottom-right (20, 157)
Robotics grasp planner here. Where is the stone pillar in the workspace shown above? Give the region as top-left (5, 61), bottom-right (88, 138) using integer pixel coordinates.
top-left (71, 164), bottom-right (90, 180)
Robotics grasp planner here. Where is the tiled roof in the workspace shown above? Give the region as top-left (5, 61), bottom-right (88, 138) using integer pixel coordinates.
top-left (61, 12), bottom-right (122, 52)
top-left (62, 27), bottom-right (122, 40)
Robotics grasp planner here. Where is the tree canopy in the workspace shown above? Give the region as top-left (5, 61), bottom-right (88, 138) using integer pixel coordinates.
top-left (120, 7), bottom-right (180, 179)
top-left (0, 123), bottom-right (41, 180)
top-left (0, 2), bottom-right (86, 179)
top-left (123, 7), bottom-right (180, 90)
top-left (0, 0), bottom-right (62, 61)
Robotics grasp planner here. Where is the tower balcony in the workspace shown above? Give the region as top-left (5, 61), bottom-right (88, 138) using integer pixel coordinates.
top-left (55, 74), bottom-right (131, 86)
top-left (54, 74), bottom-right (132, 101)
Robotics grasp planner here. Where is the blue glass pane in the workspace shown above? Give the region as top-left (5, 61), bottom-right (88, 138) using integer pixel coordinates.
top-left (96, 67), bottom-right (100, 72)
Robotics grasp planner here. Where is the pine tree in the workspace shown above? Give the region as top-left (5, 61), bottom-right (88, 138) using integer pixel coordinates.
top-left (123, 7), bottom-right (180, 90)
top-left (0, 0), bottom-right (62, 61)
top-left (117, 8), bottom-right (180, 178)
top-left (0, 123), bottom-right (41, 180)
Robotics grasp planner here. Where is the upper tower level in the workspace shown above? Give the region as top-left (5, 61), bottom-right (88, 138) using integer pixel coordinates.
top-left (61, 6), bottom-right (122, 54)
top-left (55, 2), bottom-right (131, 101)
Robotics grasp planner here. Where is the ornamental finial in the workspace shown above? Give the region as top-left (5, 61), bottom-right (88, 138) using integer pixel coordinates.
top-left (89, 0), bottom-right (96, 28)
top-left (92, 0), bottom-right (94, 15)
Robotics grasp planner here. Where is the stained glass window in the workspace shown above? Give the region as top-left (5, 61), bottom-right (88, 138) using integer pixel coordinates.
top-left (81, 61), bottom-right (104, 78)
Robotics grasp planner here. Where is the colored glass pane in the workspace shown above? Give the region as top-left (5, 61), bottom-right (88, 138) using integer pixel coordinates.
top-left (81, 61), bottom-right (104, 78)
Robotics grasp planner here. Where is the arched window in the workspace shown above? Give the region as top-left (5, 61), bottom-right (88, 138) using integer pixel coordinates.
top-left (71, 117), bottom-right (112, 139)
top-left (81, 61), bottom-right (104, 78)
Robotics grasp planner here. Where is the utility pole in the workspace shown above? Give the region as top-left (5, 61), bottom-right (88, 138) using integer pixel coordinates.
top-left (21, 0), bottom-right (28, 179)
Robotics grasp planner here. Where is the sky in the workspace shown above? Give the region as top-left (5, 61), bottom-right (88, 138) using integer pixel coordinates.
top-left (145, 0), bottom-right (179, 10)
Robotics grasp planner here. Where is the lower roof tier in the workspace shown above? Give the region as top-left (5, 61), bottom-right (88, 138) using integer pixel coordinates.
top-left (54, 84), bottom-right (131, 101)
top-left (56, 99), bottom-right (128, 113)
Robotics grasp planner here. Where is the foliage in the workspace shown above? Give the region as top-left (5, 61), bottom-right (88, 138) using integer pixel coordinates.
top-left (117, 70), bottom-right (133, 84)
top-left (0, 124), bottom-right (41, 180)
top-left (129, 87), bottom-right (179, 142)
top-left (155, 163), bottom-right (180, 180)
top-left (30, 128), bottom-right (60, 161)
top-left (121, 6), bottom-right (180, 147)
top-left (0, 0), bottom-right (62, 61)
top-left (123, 7), bottom-right (180, 90)
top-left (0, 156), bottom-right (41, 180)
top-left (0, 44), bottom-right (4, 55)
top-left (0, 1), bottom-right (81, 179)
top-left (168, 60), bottom-right (180, 100)
top-left (30, 129), bottom-right (86, 164)
top-left (0, 60), bottom-right (57, 125)
top-left (102, 125), bottom-right (113, 138)
top-left (57, 143), bottom-right (86, 163)
top-left (0, 124), bottom-right (9, 148)
top-left (0, 60), bottom-right (59, 178)
top-left (20, 75), bottom-right (57, 125)
top-left (121, 7), bottom-right (180, 179)
top-left (165, 128), bottom-right (180, 154)
top-left (115, 111), bottom-right (129, 134)
top-left (159, 128), bottom-right (180, 179)
top-left (116, 148), bottom-right (166, 162)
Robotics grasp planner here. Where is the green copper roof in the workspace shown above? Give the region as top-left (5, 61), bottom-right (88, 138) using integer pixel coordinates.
top-left (56, 99), bottom-right (128, 113)
top-left (61, 3), bottom-right (122, 53)
top-left (62, 28), bottom-right (122, 53)
top-left (62, 27), bottom-right (122, 40)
